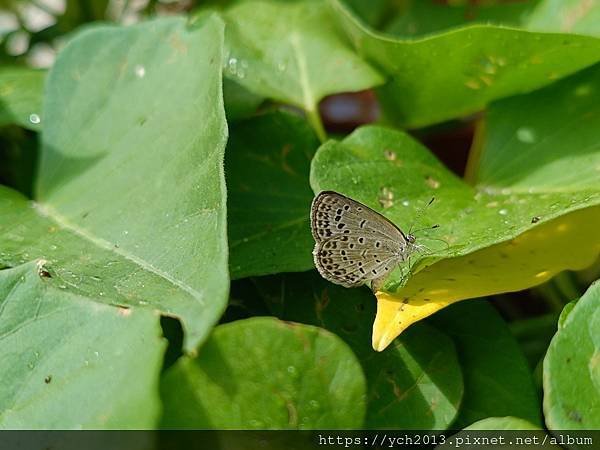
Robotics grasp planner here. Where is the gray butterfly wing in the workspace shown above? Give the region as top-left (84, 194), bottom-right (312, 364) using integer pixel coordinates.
top-left (310, 191), bottom-right (411, 288)
top-left (313, 234), bottom-right (402, 287)
top-left (311, 191), bottom-right (408, 244)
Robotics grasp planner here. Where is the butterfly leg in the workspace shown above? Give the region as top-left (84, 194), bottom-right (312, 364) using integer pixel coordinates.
top-left (398, 255), bottom-right (415, 287)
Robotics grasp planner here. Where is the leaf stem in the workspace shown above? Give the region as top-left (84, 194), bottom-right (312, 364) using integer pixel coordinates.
top-left (552, 272), bottom-right (582, 302)
top-left (464, 116), bottom-right (486, 184)
top-left (307, 107), bottom-right (327, 143)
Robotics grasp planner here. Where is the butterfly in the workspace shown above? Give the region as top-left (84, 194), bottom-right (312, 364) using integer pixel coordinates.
top-left (310, 190), bottom-right (425, 290)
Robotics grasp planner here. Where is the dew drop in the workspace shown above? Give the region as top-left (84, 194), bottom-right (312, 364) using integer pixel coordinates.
top-left (498, 209), bottom-right (508, 215)
top-left (29, 113), bottom-right (41, 124)
top-left (516, 127), bottom-right (536, 144)
top-left (401, 200), bottom-right (410, 207)
top-left (49, 244), bottom-right (57, 250)
top-left (134, 64), bottom-right (145, 78)
top-left (287, 365), bottom-right (297, 374)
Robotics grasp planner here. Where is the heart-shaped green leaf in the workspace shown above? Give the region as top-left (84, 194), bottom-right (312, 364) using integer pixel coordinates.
top-left (430, 300), bottom-right (540, 428)
top-left (0, 67), bottom-right (45, 131)
top-left (0, 262), bottom-right (165, 429)
top-left (160, 316), bottom-right (366, 429)
top-left (543, 280), bottom-right (600, 430)
top-left (254, 272), bottom-right (464, 430)
top-left (0, 16), bottom-right (229, 352)
top-left (227, 111), bottom-right (318, 279)
top-left (223, 0), bottom-right (383, 139)
top-left (330, 0), bottom-right (600, 127)
top-left (311, 65), bottom-right (600, 350)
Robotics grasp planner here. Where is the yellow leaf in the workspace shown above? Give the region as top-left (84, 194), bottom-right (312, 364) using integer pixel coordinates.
top-left (372, 206), bottom-right (600, 351)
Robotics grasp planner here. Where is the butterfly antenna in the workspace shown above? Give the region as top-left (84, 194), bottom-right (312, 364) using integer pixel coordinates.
top-left (419, 236), bottom-right (450, 251)
top-left (408, 197), bottom-right (436, 235)
top-left (411, 224), bottom-right (440, 234)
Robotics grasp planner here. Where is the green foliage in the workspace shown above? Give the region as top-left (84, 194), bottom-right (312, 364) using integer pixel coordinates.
top-left (310, 124), bottom-right (599, 291)
top-left (223, 0), bottom-right (383, 138)
top-left (0, 67), bottom-right (44, 131)
top-left (331, 0), bottom-right (600, 127)
top-left (528, 0), bottom-right (600, 36)
top-left (430, 301), bottom-right (540, 428)
top-left (227, 112), bottom-right (317, 278)
top-left (0, 0), bottom-right (598, 433)
top-left (254, 272), bottom-right (463, 429)
top-left (160, 317), bottom-right (366, 429)
top-left (543, 281), bottom-right (600, 429)
top-left (344, 0), bottom-right (542, 36)
top-left (0, 262), bottom-right (165, 428)
top-left (0, 16), bottom-right (230, 352)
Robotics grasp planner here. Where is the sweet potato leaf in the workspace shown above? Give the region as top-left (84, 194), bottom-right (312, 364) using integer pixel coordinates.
top-left (329, 0), bottom-right (600, 127)
top-left (0, 262), bottom-right (165, 429)
top-left (543, 280), bottom-right (600, 430)
top-left (0, 67), bottom-right (45, 131)
top-left (160, 317), bottom-right (366, 429)
top-left (311, 68), bottom-right (600, 349)
top-left (222, 0), bottom-right (383, 139)
top-left (254, 272), bottom-right (463, 430)
top-left (430, 300), bottom-right (540, 428)
top-left (0, 16), bottom-right (229, 352)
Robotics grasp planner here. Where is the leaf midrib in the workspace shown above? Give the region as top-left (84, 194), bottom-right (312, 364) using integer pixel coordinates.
top-left (34, 202), bottom-right (205, 305)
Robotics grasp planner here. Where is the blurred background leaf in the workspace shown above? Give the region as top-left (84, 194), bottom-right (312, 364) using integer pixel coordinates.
top-left (222, 0), bottom-right (383, 139)
top-left (160, 317), bottom-right (366, 429)
top-left (0, 67), bottom-right (44, 130)
top-left (342, 0), bottom-right (542, 37)
top-left (227, 111), bottom-right (318, 278)
top-left (528, 0), bottom-right (600, 36)
top-left (330, 0), bottom-right (600, 127)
